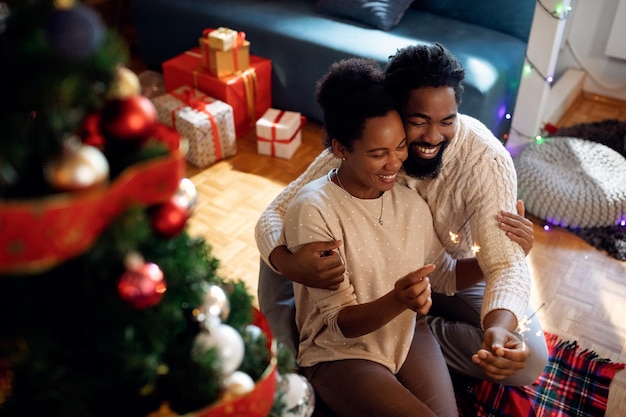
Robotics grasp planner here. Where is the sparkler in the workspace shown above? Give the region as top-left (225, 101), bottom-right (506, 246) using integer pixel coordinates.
top-left (517, 302), bottom-right (546, 350)
top-left (431, 210), bottom-right (477, 263)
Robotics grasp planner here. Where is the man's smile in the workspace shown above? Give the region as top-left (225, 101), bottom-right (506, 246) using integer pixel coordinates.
top-left (413, 143), bottom-right (442, 159)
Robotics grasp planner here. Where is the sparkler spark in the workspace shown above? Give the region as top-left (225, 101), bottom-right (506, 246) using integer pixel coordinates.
top-left (431, 210), bottom-right (476, 263)
top-left (517, 302), bottom-right (546, 350)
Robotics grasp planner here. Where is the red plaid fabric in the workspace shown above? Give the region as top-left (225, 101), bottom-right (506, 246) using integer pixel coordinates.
top-left (455, 332), bottom-right (625, 417)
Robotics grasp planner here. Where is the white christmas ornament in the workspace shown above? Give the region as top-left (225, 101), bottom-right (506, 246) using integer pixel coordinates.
top-left (194, 284), bottom-right (230, 330)
top-left (172, 177), bottom-right (198, 213)
top-left (222, 370), bottom-right (255, 396)
top-left (244, 324), bottom-right (263, 342)
top-left (192, 323), bottom-right (244, 376)
top-left (278, 373), bottom-right (315, 417)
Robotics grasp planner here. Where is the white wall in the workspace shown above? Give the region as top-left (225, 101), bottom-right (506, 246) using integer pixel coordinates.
top-left (555, 0), bottom-right (626, 101)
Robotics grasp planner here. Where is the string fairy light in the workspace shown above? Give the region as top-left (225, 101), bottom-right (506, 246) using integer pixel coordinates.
top-left (501, 1), bottom-right (573, 143)
top-left (523, 54), bottom-right (554, 86)
top-left (536, 0), bottom-right (571, 20)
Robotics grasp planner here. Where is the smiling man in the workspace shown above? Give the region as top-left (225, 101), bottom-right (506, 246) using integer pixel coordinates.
top-left (255, 43), bottom-right (548, 386)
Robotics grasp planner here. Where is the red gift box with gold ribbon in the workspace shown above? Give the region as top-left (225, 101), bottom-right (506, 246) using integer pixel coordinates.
top-left (163, 48), bottom-right (271, 139)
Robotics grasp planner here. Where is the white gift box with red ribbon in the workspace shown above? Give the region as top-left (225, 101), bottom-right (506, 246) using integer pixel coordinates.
top-left (256, 108), bottom-right (305, 159)
top-left (152, 86), bottom-right (237, 168)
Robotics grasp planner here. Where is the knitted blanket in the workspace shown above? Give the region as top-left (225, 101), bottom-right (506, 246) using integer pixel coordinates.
top-left (553, 119), bottom-right (626, 261)
top-left (455, 332), bottom-right (625, 416)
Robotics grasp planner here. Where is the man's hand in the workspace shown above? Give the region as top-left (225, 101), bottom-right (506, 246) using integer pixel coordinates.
top-left (269, 241), bottom-right (345, 289)
top-left (471, 326), bottom-right (529, 381)
top-left (472, 309), bottom-right (528, 381)
top-left (498, 199), bottom-right (534, 256)
top-left (394, 264), bottom-right (435, 315)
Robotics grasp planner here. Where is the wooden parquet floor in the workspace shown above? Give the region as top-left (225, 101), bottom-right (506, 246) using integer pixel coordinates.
top-left (185, 94), bottom-right (626, 414)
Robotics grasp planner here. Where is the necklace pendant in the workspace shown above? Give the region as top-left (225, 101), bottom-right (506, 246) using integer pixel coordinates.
top-left (378, 218), bottom-right (383, 226)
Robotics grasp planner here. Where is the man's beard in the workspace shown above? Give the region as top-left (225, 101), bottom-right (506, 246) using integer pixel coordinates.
top-left (403, 142), bottom-right (448, 179)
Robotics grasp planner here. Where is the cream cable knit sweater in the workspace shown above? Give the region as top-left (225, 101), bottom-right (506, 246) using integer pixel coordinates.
top-left (255, 114), bottom-right (531, 326)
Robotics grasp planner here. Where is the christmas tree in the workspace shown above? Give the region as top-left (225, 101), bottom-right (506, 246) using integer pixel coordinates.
top-left (0, 1), bottom-right (285, 416)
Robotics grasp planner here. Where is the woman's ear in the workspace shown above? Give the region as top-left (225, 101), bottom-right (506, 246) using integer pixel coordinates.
top-left (331, 138), bottom-right (347, 160)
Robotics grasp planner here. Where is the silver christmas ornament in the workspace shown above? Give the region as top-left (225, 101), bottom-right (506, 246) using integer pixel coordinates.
top-left (192, 323), bottom-right (245, 376)
top-left (194, 284), bottom-right (230, 329)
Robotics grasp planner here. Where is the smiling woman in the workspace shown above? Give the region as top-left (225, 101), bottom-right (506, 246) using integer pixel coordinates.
top-left (279, 57), bottom-right (459, 417)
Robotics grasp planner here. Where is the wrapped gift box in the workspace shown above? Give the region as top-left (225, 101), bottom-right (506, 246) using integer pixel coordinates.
top-left (163, 48), bottom-right (271, 138)
top-left (206, 27), bottom-right (239, 51)
top-left (199, 35), bottom-right (250, 77)
top-left (256, 108), bottom-right (304, 159)
top-left (152, 86), bottom-right (236, 168)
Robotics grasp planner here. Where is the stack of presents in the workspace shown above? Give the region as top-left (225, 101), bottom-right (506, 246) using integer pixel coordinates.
top-left (152, 27), bottom-right (305, 168)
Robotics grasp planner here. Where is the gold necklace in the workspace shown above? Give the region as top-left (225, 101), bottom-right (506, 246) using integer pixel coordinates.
top-left (331, 168), bottom-right (384, 226)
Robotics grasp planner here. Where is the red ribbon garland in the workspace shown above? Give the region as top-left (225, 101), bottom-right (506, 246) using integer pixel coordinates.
top-left (169, 88), bottom-right (222, 162)
top-left (0, 154), bottom-right (185, 274)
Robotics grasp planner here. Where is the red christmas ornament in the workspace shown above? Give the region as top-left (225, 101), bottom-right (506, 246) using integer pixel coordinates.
top-left (151, 199), bottom-right (190, 238)
top-left (78, 113), bottom-right (105, 149)
top-left (117, 253), bottom-right (167, 309)
top-left (0, 358), bottom-right (14, 405)
top-left (542, 123), bottom-right (559, 135)
top-left (99, 95), bottom-right (157, 143)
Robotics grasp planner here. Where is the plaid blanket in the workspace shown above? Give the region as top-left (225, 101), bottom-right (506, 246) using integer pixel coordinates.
top-left (455, 332), bottom-right (625, 417)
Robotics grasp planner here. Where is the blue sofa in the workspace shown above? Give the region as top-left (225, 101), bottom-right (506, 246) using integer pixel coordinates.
top-left (131, 0), bottom-right (535, 139)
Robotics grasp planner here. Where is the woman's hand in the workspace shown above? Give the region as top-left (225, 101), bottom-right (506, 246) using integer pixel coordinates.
top-left (394, 264), bottom-right (435, 315)
top-left (498, 199), bottom-right (534, 256)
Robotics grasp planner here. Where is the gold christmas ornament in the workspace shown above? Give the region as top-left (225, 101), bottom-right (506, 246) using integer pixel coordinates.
top-left (108, 66), bottom-right (141, 99)
top-left (54, 0), bottom-right (75, 9)
top-left (44, 137), bottom-right (109, 191)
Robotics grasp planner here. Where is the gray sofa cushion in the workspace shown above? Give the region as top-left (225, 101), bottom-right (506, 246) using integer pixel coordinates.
top-left (314, 0), bottom-right (414, 31)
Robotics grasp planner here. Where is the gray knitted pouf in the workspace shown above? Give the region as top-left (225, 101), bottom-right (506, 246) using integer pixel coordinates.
top-left (514, 136), bottom-right (626, 228)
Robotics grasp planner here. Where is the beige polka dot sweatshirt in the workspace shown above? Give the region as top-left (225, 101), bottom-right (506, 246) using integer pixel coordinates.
top-left (284, 176), bottom-right (456, 371)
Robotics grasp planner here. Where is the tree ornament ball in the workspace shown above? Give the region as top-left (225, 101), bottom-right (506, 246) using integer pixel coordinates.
top-left (46, 3), bottom-right (104, 59)
top-left (44, 140), bottom-right (109, 191)
top-left (151, 199), bottom-right (190, 238)
top-left (78, 113), bottom-right (105, 149)
top-left (194, 284), bottom-right (230, 330)
top-left (222, 371), bottom-right (255, 397)
top-left (118, 254), bottom-right (167, 309)
top-left (138, 70), bottom-right (166, 99)
top-left (244, 324), bottom-right (263, 343)
top-left (107, 66), bottom-right (141, 99)
top-left (192, 324), bottom-right (245, 377)
top-left (99, 95), bottom-right (157, 143)
top-left (277, 373), bottom-right (316, 417)
top-left (172, 178), bottom-right (198, 214)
